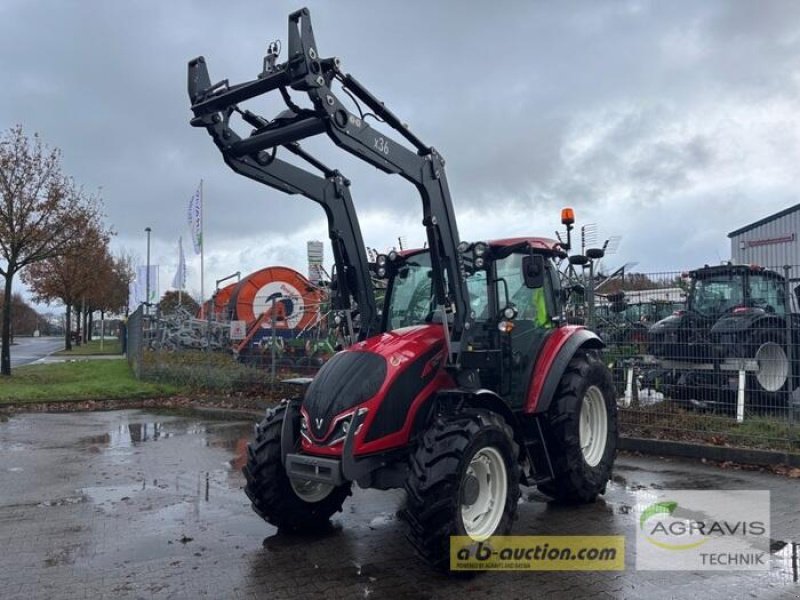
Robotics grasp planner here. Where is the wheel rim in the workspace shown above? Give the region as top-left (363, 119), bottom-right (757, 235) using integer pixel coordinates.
top-left (289, 478), bottom-right (334, 503)
top-left (579, 385), bottom-right (608, 468)
top-left (460, 446), bottom-right (508, 540)
top-left (755, 341), bottom-right (789, 392)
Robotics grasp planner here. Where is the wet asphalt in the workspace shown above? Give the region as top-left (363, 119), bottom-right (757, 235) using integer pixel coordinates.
top-left (0, 410), bottom-right (797, 600)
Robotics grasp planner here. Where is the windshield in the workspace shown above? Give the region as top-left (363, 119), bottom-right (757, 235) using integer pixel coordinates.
top-left (748, 274), bottom-right (786, 314)
top-left (385, 251), bottom-right (489, 330)
top-left (386, 252), bottom-right (435, 330)
top-left (691, 275), bottom-right (744, 316)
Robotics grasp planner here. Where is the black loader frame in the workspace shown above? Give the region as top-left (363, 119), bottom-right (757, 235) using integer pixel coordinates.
top-left (188, 7), bottom-right (470, 363)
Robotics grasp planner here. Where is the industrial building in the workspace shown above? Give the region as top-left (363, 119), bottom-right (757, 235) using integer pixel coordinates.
top-left (728, 203), bottom-right (800, 273)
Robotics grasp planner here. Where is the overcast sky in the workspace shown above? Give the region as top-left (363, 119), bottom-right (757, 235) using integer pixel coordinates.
top-left (2, 0), bottom-right (799, 304)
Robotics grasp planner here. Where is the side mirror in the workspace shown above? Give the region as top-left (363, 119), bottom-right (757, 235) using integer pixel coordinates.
top-left (522, 254), bottom-right (545, 289)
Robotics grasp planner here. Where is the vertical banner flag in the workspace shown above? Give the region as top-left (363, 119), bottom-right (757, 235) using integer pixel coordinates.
top-left (172, 236), bottom-right (187, 290)
top-left (136, 265), bottom-right (160, 304)
top-left (188, 184), bottom-right (202, 255)
top-left (128, 280), bottom-right (138, 310)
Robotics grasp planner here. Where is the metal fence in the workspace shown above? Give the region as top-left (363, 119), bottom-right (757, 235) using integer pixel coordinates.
top-left (597, 265), bottom-right (800, 453)
top-left (125, 262), bottom-right (800, 454)
top-left (126, 303), bottom-right (328, 398)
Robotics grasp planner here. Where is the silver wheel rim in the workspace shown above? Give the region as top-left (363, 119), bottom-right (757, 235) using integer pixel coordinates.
top-left (460, 446), bottom-right (508, 540)
top-left (755, 341), bottom-right (789, 392)
top-left (580, 386), bottom-right (608, 468)
top-left (289, 478), bottom-right (334, 503)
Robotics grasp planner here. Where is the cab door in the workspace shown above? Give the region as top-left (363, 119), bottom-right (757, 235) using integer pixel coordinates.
top-left (494, 252), bottom-right (557, 409)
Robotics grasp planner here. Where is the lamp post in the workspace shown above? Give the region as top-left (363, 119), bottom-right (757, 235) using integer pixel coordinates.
top-left (145, 227), bottom-right (152, 315)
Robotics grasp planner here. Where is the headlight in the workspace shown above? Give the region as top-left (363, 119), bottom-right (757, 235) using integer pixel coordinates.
top-left (498, 320), bottom-right (514, 333)
top-left (333, 313), bottom-right (343, 325)
top-left (474, 256), bottom-right (485, 269)
top-left (328, 414), bottom-right (354, 445)
top-left (376, 266), bottom-right (387, 278)
top-left (457, 241), bottom-right (471, 253)
top-left (376, 254), bottom-right (387, 266)
top-left (388, 250), bottom-right (398, 262)
top-left (503, 306), bottom-right (517, 320)
top-left (473, 242), bottom-right (488, 257)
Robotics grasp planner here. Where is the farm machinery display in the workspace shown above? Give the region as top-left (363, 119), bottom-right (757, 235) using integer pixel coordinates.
top-left (645, 263), bottom-right (800, 406)
top-left (188, 7), bottom-right (617, 571)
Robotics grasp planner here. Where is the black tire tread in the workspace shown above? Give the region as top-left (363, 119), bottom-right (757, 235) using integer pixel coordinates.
top-left (537, 350), bottom-right (618, 503)
top-left (403, 409), bottom-right (520, 571)
top-left (242, 404), bottom-right (351, 531)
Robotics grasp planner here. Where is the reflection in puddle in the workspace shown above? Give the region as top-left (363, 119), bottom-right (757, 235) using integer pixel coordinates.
top-left (76, 415), bottom-right (252, 471)
top-left (77, 417), bottom-right (252, 458)
top-left (770, 539), bottom-right (799, 583)
top-left (262, 522), bottom-right (343, 551)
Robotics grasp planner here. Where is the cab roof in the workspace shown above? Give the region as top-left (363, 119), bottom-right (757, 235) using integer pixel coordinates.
top-left (691, 264), bottom-right (783, 280)
top-left (398, 237), bottom-right (566, 259)
top-left (488, 237), bottom-right (567, 257)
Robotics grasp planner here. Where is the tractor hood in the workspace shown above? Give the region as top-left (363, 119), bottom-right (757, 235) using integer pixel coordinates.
top-left (648, 313), bottom-right (685, 334)
top-left (711, 308), bottom-right (773, 336)
top-left (302, 324), bottom-right (446, 444)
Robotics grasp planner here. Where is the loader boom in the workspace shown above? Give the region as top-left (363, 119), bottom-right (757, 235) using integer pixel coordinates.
top-left (188, 7), bottom-right (471, 363)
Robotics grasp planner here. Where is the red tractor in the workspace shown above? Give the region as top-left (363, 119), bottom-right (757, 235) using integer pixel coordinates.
top-left (188, 8), bottom-right (617, 570)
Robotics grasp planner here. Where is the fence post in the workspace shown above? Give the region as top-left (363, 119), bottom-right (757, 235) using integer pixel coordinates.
top-left (129, 306), bottom-right (144, 380)
top-left (736, 368), bottom-right (745, 424)
top-left (784, 265), bottom-right (794, 427)
top-left (270, 298), bottom-right (277, 394)
top-left (622, 366), bottom-right (633, 408)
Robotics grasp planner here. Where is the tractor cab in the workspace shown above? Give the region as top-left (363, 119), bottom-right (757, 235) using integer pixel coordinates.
top-left (689, 264), bottom-right (787, 317)
top-left (373, 237), bottom-right (566, 409)
top-left (648, 264), bottom-right (790, 360)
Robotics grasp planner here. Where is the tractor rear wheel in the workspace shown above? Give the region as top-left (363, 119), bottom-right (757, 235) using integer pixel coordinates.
top-left (404, 410), bottom-right (520, 571)
top-left (538, 350), bottom-right (617, 503)
top-left (243, 403), bottom-right (351, 531)
top-left (748, 330), bottom-right (790, 405)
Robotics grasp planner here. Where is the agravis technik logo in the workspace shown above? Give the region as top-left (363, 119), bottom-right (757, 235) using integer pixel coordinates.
top-left (635, 491), bottom-right (770, 571)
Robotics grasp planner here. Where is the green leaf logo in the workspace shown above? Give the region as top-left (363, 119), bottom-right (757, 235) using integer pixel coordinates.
top-left (640, 501), bottom-right (678, 530)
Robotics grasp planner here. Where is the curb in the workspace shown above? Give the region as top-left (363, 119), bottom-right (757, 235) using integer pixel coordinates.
top-left (620, 436), bottom-right (800, 468)
top-left (0, 396), bottom-right (275, 418)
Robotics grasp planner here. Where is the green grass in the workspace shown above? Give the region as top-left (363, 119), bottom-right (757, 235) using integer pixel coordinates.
top-left (620, 401), bottom-right (800, 453)
top-left (0, 360), bottom-right (179, 404)
top-left (54, 338), bottom-right (122, 356)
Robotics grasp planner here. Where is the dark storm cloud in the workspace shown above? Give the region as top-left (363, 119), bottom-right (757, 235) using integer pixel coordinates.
top-left (1, 0), bottom-right (798, 293)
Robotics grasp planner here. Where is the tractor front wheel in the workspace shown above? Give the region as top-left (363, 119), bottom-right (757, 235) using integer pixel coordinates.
top-left (404, 410), bottom-right (520, 571)
top-left (243, 403), bottom-right (351, 531)
top-left (538, 350), bottom-right (618, 503)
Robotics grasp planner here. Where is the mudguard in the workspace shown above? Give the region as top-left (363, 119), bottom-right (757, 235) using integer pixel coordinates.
top-left (524, 326), bottom-right (605, 414)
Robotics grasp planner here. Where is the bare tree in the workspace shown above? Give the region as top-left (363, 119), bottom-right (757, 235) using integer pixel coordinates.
top-left (23, 218), bottom-right (111, 351)
top-left (0, 125), bottom-right (101, 373)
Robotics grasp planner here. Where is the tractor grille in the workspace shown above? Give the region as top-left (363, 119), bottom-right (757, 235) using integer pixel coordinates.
top-left (303, 351), bottom-right (386, 440)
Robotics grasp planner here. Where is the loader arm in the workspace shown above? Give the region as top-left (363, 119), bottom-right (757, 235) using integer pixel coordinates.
top-left (187, 7), bottom-right (471, 364)
top-left (188, 59), bottom-right (379, 341)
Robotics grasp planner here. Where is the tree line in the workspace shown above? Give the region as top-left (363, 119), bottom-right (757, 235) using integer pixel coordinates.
top-left (0, 125), bottom-right (132, 375)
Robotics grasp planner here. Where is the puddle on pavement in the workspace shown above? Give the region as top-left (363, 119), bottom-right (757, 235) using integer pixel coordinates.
top-left (75, 415), bottom-right (253, 468)
top-left (770, 539), bottom-right (800, 583)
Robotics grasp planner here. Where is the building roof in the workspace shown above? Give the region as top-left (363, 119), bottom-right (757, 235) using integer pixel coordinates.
top-left (727, 202), bottom-right (800, 238)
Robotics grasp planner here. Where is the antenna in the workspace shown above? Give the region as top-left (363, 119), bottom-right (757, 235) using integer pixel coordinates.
top-left (581, 223), bottom-right (598, 254)
top-left (605, 235), bottom-right (622, 255)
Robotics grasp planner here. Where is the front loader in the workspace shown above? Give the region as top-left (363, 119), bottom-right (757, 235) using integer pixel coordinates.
top-left (188, 8), bottom-right (617, 571)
